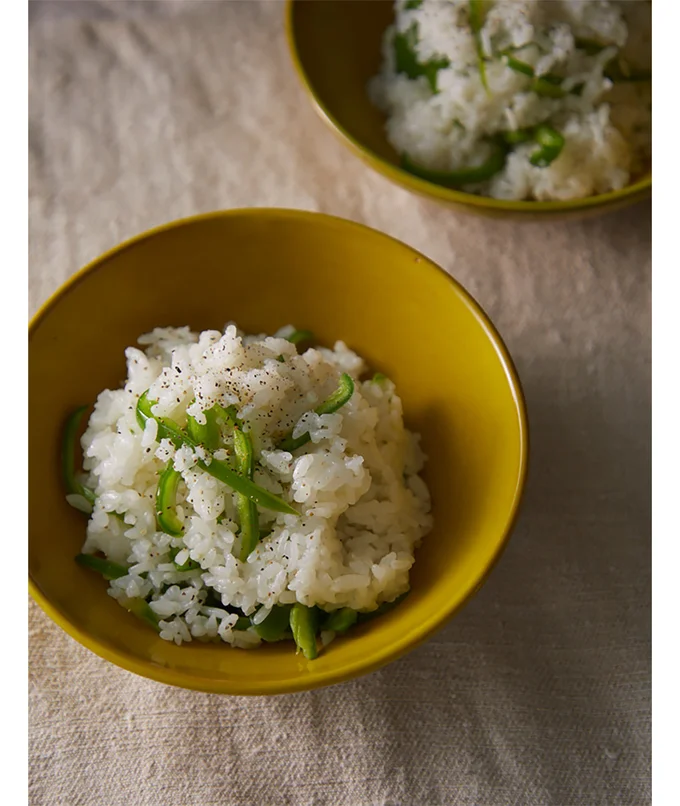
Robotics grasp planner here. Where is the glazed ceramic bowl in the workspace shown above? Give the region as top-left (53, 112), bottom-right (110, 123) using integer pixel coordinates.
top-left (29, 209), bottom-right (528, 694)
top-left (286, 0), bottom-right (651, 220)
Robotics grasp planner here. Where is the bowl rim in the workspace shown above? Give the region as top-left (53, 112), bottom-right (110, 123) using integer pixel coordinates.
top-left (29, 207), bottom-right (530, 695)
top-left (284, 0), bottom-right (651, 214)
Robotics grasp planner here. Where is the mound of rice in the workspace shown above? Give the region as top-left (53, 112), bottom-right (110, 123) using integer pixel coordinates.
top-left (369, 0), bottom-right (651, 201)
top-left (78, 324), bottom-right (432, 647)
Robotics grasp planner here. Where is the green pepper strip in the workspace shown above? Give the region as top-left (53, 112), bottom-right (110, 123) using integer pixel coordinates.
top-left (156, 460), bottom-right (184, 536)
top-left (285, 329), bottom-right (314, 346)
top-left (501, 129), bottom-right (533, 145)
top-left (322, 608), bottom-right (358, 634)
top-left (502, 54), bottom-right (566, 98)
top-left (469, 0), bottom-right (489, 93)
top-left (401, 140), bottom-right (507, 187)
top-left (186, 406), bottom-right (220, 451)
top-left (290, 603), bottom-right (319, 660)
top-left (279, 373), bottom-right (355, 452)
top-left (169, 546), bottom-right (200, 572)
top-left (120, 598), bottom-right (161, 631)
top-left (75, 553), bottom-right (129, 580)
top-left (253, 605), bottom-right (293, 642)
top-left (136, 392), bottom-right (297, 515)
top-left (404, 0), bottom-right (422, 9)
top-left (233, 616), bottom-right (252, 631)
top-left (63, 406), bottom-right (96, 511)
top-left (529, 125), bottom-right (565, 167)
top-left (234, 426), bottom-right (260, 562)
top-left (393, 22), bottom-right (450, 94)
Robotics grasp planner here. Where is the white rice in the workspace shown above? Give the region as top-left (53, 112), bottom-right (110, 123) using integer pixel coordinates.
top-left (369, 0), bottom-right (651, 201)
top-left (78, 324), bottom-right (432, 647)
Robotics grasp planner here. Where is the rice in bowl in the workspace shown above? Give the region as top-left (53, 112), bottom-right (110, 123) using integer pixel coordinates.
top-left (65, 324), bottom-right (432, 658)
top-left (368, 0), bottom-right (651, 201)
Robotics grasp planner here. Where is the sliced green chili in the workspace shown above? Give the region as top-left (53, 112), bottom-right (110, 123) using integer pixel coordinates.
top-left (253, 605), bottom-right (293, 642)
top-left (394, 22), bottom-right (450, 93)
top-left (63, 406), bottom-right (96, 513)
top-left (213, 403), bottom-right (238, 431)
top-left (136, 392), bottom-right (297, 515)
top-left (322, 608), bottom-right (358, 634)
top-left (233, 616), bottom-right (252, 631)
top-left (404, 0), bottom-right (423, 9)
top-left (279, 373), bottom-right (355, 452)
top-left (121, 598), bottom-right (160, 630)
top-left (529, 125), bottom-right (565, 167)
top-left (75, 553), bottom-right (129, 580)
top-left (501, 128), bottom-right (533, 145)
top-left (136, 392), bottom-right (187, 449)
top-left (502, 54), bottom-right (566, 97)
top-left (469, 0), bottom-right (489, 93)
top-left (285, 329), bottom-right (314, 347)
top-left (156, 460), bottom-right (184, 536)
top-left (532, 76), bottom-right (566, 98)
top-left (316, 373), bottom-right (355, 415)
top-left (234, 426), bottom-right (261, 562)
top-left (401, 140), bottom-right (507, 186)
top-left (199, 457), bottom-right (297, 515)
top-left (290, 603), bottom-right (319, 660)
top-left (169, 546), bottom-right (200, 572)
top-left (186, 406), bottom-right (220, 451)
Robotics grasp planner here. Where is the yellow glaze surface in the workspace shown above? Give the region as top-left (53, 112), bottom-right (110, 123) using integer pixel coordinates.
top-left (29, 209), bottom-right (528, 694)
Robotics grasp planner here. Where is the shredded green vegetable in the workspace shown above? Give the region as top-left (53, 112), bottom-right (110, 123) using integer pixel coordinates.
top-left (156, 461), bottom-right (184, 536)
top-left (169, 546), bottom-right (200, 572)
top-left (279, 373), bottom-right (355, 452)
top-left (469, 0), bottom-right (489, 93)
top-left (186, 407), bottom-right (220, 451)
top-left (393, 22), bottom-right (450, 93)
top-left (234, 426), bottom-right (260, 562)
top-left (322, 608), bottom-right (358, 634)
top-left (253, 605), bottom-right (293, 642)
top-left (401, 140), bottom-right (507, 186)
top-left (75, 553), bottom-right (129, 580)
top-left (120, 598), bottom-right (160, 631)
top-left (63, 406), bottom-right (96, 513)
top-left (136, 392), bottom-right (297, 515)
top-left (502, 54), bottom-right (566, 98)
top-left (233, 616), bottom-right (252, 631)
top-left (501, 129), bottom-right (533, 145)
top-left (285, 329), bottom-right (314, 346)
top-left (529, 125), bottom-right (565, 167)
top-left (290, 604), bottom-right (319, 660)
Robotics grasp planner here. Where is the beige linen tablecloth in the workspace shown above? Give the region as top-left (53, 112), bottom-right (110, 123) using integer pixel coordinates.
top-left (29, 2), bottom-right (651, 804)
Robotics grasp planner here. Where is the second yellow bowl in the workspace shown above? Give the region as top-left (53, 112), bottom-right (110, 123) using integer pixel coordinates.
top-left (286, 0), bottom-right (651, 220)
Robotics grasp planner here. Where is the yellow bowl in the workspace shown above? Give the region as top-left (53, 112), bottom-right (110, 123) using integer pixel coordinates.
top-left (286, 0), bottom-right (651, 220)
top-left (29, 209), bottom-right (528, 694)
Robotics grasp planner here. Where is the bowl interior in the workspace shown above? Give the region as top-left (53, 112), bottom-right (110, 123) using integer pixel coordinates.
top-left (29, 210), bottom-right (527, 694)
top-left (288, 0), bottom-right (651, 216)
